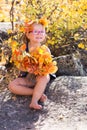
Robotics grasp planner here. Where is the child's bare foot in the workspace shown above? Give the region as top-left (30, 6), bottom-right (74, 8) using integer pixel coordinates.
top-left (29, 103), bottom-right (42, 110)
top-left (40, 94), bottom-right (47, 102)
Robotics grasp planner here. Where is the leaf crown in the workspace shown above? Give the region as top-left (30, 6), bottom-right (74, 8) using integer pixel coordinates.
top-left (24, 18), bottom-right (48, 32)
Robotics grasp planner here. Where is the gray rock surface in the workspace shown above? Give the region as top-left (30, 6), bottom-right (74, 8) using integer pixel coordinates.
top-left (0, 76), bottom-right (87, 130)
top-left (0, 22), bottom-right (12, 31)
top-left (56, 52), bottom-right (87, 76)
top-left (79, 50), bottom-right (87, 74)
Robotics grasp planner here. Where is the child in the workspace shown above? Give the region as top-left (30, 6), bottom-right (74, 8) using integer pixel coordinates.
top-left (8, 19), bottom-right (51, 110)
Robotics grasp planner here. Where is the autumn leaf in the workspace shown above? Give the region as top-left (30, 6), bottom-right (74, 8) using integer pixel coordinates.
top-left (74, 33), bottom-right (80, 40)
top-left (20, 44), bottom-right (26, 51)
top-left (39, 17), bottom-right (48, 27)
top-left (78, 43), bottom-right (85, 49)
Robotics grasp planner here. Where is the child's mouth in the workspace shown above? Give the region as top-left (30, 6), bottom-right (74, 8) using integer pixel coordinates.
top-left (36, 37), bottom-right (42, 39)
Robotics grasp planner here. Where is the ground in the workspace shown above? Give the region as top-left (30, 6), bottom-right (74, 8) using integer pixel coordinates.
top-left (0, 66), bottom-right (87, 130)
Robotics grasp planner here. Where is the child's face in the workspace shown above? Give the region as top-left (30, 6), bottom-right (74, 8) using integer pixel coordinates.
top-left (26, 24), bottom-right (46, 43)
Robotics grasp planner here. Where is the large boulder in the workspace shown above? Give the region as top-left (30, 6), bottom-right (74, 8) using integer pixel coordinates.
top-left (0, 76), bottom-right (87, 130)
top-left (0, 22), bottom-right (12, 32)
top-left (0, 22), bottom-right (11, 42)
top-left (56, 52), bottom-right (86, 76)
top-left (79, 50), bottom-right (87, 74)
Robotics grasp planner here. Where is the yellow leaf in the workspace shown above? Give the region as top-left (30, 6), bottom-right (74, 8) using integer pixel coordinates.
top-left (7, 29), bottom-right (13, 34)
top-left (10, 40), bottom-right (19, 52)
top-left (38, 49), bottom-right (44, 54)
top-left (78, 43), bottom-right (85, 49)
top-left (74, 33), bottom-right (80, 40)
top-left (19, 25), bottom-right (25, 32)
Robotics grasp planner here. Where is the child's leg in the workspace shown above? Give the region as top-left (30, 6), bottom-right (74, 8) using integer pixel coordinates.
top-left (8, 77), bottom-right (34, 95)
top-left (29, 74), bottom-right (50, 109)
top-left (40, 93), bottom-right (47, 102)
top-left (8, 77), bottom-right (47, 102)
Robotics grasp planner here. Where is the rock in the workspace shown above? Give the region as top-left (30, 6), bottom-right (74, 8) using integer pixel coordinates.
top-left (0, 22), bottom-right (12, 32)
top-left (0, 22), bottom-right (11, 42)
top-left (0, 76), bottom-right (87, 130)
top-left (79, 49), bottom-right (87, 75)
top-left (0, 31), bottom-right (9, 42)
top-left (0, 22), bottom-right (16, 42)
top-left (0, 65), bottom-right (7, 83)
top-left (0, 64), bottom-right (7, 73)
top-left (56, 53), bottom-right (86, 76)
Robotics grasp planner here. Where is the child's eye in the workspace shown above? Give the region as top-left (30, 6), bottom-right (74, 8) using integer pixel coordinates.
top-left (32, 30), bottom-right (45, 34)
top-left (41, 31), bottom-right (44, 33)
top-left (34, 31), bottom-right (37, 34)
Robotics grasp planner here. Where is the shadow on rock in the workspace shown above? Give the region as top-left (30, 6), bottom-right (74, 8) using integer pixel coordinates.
top-left (46, 76), bottom-right (85, 105)
top-left (0, 90), bottom-right (48, 130)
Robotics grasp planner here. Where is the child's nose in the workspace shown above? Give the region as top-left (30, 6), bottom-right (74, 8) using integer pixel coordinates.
top-left (37, 31), bottom-right (41, 34)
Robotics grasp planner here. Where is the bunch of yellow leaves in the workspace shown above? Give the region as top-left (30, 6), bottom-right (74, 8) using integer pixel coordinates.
top-left (11, 44), bottom-right (35, 72)
top-left (30, 45), bottom-right (58, 75)
top-left (11, 44), bottom-right (58, 76)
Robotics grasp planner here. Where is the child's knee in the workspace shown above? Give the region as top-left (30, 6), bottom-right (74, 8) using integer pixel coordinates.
top-left (36, 74), bottom-right (50, 84)
top-left (45, 75), bottom-right (50, 83)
